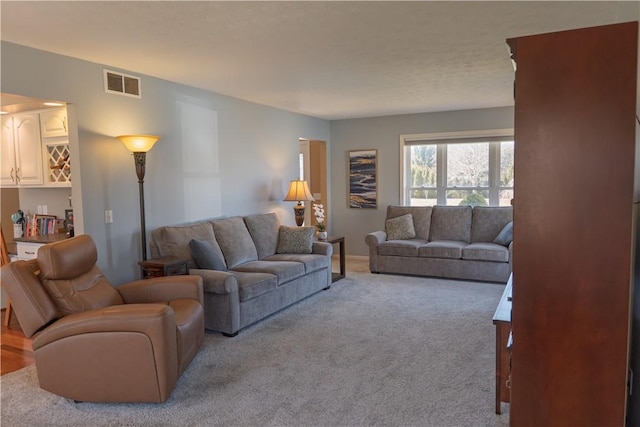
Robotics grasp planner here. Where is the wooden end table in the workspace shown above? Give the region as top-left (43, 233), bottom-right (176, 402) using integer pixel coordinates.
top-left (321, 236), bottom-right (345, 282)
top-left (139, 256), bottom-right (189, 279)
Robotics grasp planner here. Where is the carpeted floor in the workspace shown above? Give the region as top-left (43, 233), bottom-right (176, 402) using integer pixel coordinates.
top-left (1, 263), bottom-right (510, 426)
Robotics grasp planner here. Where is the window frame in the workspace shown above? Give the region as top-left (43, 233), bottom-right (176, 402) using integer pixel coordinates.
top-left (399, 129), bottom-right (514, 206)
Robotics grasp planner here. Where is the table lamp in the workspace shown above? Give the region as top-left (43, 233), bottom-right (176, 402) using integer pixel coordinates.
top-left (283, 180), bottom-right (315, 226)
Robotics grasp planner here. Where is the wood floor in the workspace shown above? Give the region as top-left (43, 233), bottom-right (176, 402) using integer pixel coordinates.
top-left (1, 308), bottom-right (34, 376)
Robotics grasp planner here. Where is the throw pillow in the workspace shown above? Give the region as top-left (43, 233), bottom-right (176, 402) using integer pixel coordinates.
top-left (493, 221), bottom-right (514, 247)
top-left (385, 213), bottom-right (416, 240)
top-left (277, 226), bottom-right (315, 254)
top-left (189, 239), bottom-right (228, 271)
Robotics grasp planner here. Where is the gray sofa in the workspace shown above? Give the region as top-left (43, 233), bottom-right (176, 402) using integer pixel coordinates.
top-left (150, 213), bottom-right (333, 336)
top-left (365, 205), bottom-right (513, 283)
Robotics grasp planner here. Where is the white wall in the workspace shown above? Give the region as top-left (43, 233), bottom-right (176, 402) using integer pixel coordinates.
top-left (1, 42), bottom-right (330, 283)
top-left (329, 107), bottom-right (515, 257)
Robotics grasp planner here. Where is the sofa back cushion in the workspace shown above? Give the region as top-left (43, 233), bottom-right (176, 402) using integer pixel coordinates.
top-left (212, 217), bottom-right (259, 269)
top-left (429, 205), bottom-right (472, 242)
top-left (152, 222), bottom-right (222, 269)
top-left (471, 206), bottom-right (513, 243)
top-left (244, 213), bottom-right (281, 259)
top-left (386, 206), bottom-right (432, 240)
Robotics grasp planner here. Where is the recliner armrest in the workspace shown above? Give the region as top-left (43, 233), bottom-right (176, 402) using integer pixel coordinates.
top-left (117, 275), bottom-right (203, 305)
top-left (32, 304), bottom-right (177, 351)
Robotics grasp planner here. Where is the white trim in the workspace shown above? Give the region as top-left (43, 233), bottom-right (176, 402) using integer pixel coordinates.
top-left (400, 128), bottom-right (513, 144)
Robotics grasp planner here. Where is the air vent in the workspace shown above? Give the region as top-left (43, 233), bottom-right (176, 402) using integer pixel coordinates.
top-left (104, 69), bottom-right (141, 98)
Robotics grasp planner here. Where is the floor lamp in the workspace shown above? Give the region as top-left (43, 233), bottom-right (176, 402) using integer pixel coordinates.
top-left (283, 180), bottom-right (315, 226)
top-left (117, 135), bottom-right (159, 261)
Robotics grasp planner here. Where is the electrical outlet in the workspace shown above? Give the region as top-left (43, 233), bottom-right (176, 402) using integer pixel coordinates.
top-left (105, 210), bottom-right (113, 224)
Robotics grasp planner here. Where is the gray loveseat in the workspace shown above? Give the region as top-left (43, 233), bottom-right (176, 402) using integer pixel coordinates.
top-left (365, 205), bottom-right (513, 283)
top-left (150, 213), bottom-right (333, 336)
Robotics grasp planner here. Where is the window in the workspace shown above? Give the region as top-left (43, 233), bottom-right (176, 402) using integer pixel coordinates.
top-left (400, 130), bottom-right (514, 207)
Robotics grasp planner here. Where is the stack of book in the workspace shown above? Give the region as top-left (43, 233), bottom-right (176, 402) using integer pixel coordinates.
top-left (24, 215), bottom-right (65, 237)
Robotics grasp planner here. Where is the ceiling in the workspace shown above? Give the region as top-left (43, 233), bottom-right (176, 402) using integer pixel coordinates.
top-left (1, 1), bottom-right (637, 120)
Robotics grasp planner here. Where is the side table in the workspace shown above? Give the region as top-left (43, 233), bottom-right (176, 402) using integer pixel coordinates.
top-left (139, 256), bottom-right (189, 279)
top-left (321, 236), bottom-right (345, 282)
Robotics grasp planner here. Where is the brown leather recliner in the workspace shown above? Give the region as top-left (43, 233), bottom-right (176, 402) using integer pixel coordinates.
top-left (0, 234), bottom-right (205, 403)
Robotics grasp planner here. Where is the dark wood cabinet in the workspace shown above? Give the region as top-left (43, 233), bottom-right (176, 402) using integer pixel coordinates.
top-left (508, 22), bottom-right (639, 426)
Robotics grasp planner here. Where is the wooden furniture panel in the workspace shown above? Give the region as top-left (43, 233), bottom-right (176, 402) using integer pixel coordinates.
top-left (324, 235), bottom-right (345, 283)
top-left (508, 22), bottom-right (638, 426)
top-left (139, 256), bottom-right (189, 279)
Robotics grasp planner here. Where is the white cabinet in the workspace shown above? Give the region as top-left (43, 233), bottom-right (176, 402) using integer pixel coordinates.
top-left (16, 241), bottom-right (43, 260)
top-left (1, 113), bottom-right (44, 187)
top-left (40, 108), bottom-right (68, 138)
top-left (41, 108), bottom-right (71, 187)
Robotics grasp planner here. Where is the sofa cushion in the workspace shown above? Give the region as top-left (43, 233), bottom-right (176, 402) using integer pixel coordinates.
top-left (377, 239), bottom-right (425, 257)
top-left (385, 214), bottom-right (416, 240)
top-left (189, 239), bottom-right (227, 271)
top-left (493, 221), bottom-right (514, 247)
top-left (232, 260), bottom-right (306, 286)
top-left (462, 243), bottom-right (510, 263)
top-left (418, 240), bottom-right (467, 259)
top-left (386, 206), bottom-right (432, 240)
top-left (244, 213), bottom-right (281, 259)
top-left (265, 253), bottom-right (329, 274)
top-left (277, 226), bottom-right (314, 254)
top-left (212, 217), bottom-right (259, 269)
top-left (230, 271), bottom-right (277, 302)
top-left (429, 206), bottom-right (472, 242)
top-left (154, 222), bottom-right (218, 269)
top-left (471, 206), bottom-right (513, 243)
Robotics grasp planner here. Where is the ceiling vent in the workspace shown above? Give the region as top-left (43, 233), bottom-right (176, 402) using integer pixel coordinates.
top-left (104, 69), bottom-right (141, 98)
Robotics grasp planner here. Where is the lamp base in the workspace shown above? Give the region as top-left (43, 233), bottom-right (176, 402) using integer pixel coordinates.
top-left (293, 205), bottom-right (305, 226)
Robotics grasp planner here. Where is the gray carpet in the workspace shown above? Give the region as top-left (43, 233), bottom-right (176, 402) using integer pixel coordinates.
top-left (1, 269), bottom-right (510, 426)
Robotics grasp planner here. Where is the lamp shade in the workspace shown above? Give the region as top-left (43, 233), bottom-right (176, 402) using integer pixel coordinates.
top-left (117, 135), bottom-right (160, 153)
top-left (283, 180), bottom-right (315, 202)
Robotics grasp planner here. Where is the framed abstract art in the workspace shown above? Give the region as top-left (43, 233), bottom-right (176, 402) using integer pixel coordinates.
top-left (348, 149), bottom-right (377, 208)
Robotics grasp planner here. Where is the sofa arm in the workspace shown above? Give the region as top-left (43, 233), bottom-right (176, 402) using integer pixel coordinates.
top-left (117, 275), bottom-right (203, 305)
top-left (32, 304), bottom-right (177, 351)
top-left (312, 241), bottom-right (333, 257)
top-left (191, 268), bottom-right (240, 335)
top-left (365, 230), bottom-right (387, 247)
top-left (190, 268), bottom-right (239, 295)
top-left (365, 231), bottom-right (386, 273)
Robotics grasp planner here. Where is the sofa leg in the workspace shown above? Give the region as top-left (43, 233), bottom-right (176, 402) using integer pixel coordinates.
top-left (323, 285), bottom-right (331, 290)
top-left (222, 331), bottom-right (238, 338)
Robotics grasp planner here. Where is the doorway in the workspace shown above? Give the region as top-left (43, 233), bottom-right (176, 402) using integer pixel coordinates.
top-left (299, 139), bottom-right (327, 230)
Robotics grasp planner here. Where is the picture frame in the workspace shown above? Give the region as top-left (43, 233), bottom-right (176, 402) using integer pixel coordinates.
top-left (349, 149), bottom-right (377, 208)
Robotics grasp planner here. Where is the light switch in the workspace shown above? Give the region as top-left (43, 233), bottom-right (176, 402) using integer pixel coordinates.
top-left (105, 210), bottom-right (113, 224)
